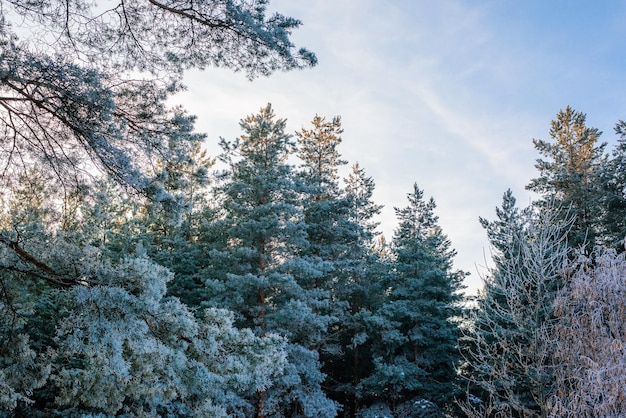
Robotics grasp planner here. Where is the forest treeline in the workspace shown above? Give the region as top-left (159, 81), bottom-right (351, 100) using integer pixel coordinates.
top-left (1, 1), bottom-right (626, 417)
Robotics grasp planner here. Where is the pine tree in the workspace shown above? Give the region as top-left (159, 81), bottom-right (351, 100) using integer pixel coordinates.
top-left (295, 116), bottom-right (389, 416)
top-left (208, 104), bottom-right (338, 417)
top-left (0, 1), bottom-right (321, 415)
top-left (296, 115), bottom-right (347, 201)
top-left (0, 0), bottom-right (316, 192)
top-left (139, 140), bottom-right (218, 308)
top-left (360, 183), bottom-right (465, 412)
top-left (0, 169), bottom-right (57, 412)
top-left (0, 164), bottom-right (290, 417)
top-left (526, 106), bottom-right (606, 250)
top-left (320, 163), bottom-right (384, 417)
top-left (50, 257), bottom-right (288, 417)
top-left (295, 113), bottom-right (351, 320)
top-left (0, 0), bottom-right (318, 301)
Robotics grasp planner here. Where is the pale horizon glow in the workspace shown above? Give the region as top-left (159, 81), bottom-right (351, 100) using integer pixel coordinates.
top-left (174, 1), bottom-right (626, 294)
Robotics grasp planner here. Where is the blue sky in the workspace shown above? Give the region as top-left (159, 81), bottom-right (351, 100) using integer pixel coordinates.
top-left (176, 1), bottom-right (626, 293)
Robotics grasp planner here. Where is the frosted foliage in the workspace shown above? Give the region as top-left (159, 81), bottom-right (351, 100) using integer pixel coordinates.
top-left (199, 308), bottom-right (288, 398)
top-left (0, 0), bottom-right (315, 193)
top-left (0, 334), bottom-right (50, 411)
top-left (265, 344), bottom-right (338, 418)
top-left (0, 37), bottom-right (205, 192)
top-left (356, 402), bottom-right (394, 418)
top-left (549, 248), bottom-right (626, 417)
top-left (49, 255), bottom-right (286, 416)
top-left (52, 258), bottom-right (178, 413)
top-left (2, 0), bottom-right (316, 77)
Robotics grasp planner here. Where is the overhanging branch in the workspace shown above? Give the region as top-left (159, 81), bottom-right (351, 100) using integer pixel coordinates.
top-left (0, 235), bottom-right (79, 287)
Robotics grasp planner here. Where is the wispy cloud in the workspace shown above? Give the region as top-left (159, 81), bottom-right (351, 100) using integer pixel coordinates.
top-left (175, 0), bottom-right (626, 293)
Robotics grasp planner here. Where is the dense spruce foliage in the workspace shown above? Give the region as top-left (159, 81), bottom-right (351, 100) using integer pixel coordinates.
top-left (2, 1), bottom-right (626, 417)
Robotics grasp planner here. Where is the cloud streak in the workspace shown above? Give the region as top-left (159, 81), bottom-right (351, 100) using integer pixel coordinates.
top-left (175, 0), bottom-right (626, 293)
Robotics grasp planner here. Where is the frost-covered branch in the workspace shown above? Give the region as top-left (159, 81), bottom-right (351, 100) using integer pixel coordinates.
top-left (3, 0), bottom-right (316, 77)
top-left (0, 0), bottom-right (315, 193)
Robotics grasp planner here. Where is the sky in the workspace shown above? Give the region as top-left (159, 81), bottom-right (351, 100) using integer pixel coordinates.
top-left (174, 0), bottom-right (626, 294)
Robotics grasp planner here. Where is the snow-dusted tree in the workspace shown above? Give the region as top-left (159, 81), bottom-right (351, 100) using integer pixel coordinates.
top-left (462, 201), bottom-right (570, 418)
top-left (359, 183), bottom-right (465, 412)
top-left (3, 0), bottom-right (317, 77)
top-left (526, 106), bottom-right (606, 250)
top-left (0, 42), bottom-right (204, 193)
top-left (49, 256), bottom-right (287, 417)
top-left (4, 247), bottom-right (288, 416)
top-left (208, 104), bottom-right (338, 417)
top-left (296, 116), bottom-right (384, 413)
top-left (0, 0), bottom-right (316, 191)
top-left (295, 113), bottom-right (350, 315)
top-left (134, 139), bottom-right (219, 308)
top-left (344, 164), bottom-right (384, 251)
top-left (0, 168), bottom-right (291, 416)
top-left (0, 331), bottom-right (50, 413)
top-left (295, 114), bottom-right (352, 279)
top-left (0, 170), bottom-right (56, 412)
top-left (548, 247), bottom-right (626, 417)
top-left (140, 129), bottom-right (215, 230)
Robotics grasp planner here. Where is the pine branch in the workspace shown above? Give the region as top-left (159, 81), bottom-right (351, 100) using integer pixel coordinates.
top-left (0, 235), bottom-right (79, 287)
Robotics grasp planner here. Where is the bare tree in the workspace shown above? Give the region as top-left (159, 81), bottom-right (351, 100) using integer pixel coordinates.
top-left (548, 247), bottom-right (626, 417)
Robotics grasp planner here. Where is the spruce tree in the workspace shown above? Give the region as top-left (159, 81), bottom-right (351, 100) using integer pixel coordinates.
top-left (479, 189), bottom-right (528, 262)
top-left (360, 183), bottom-right (465, 412)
